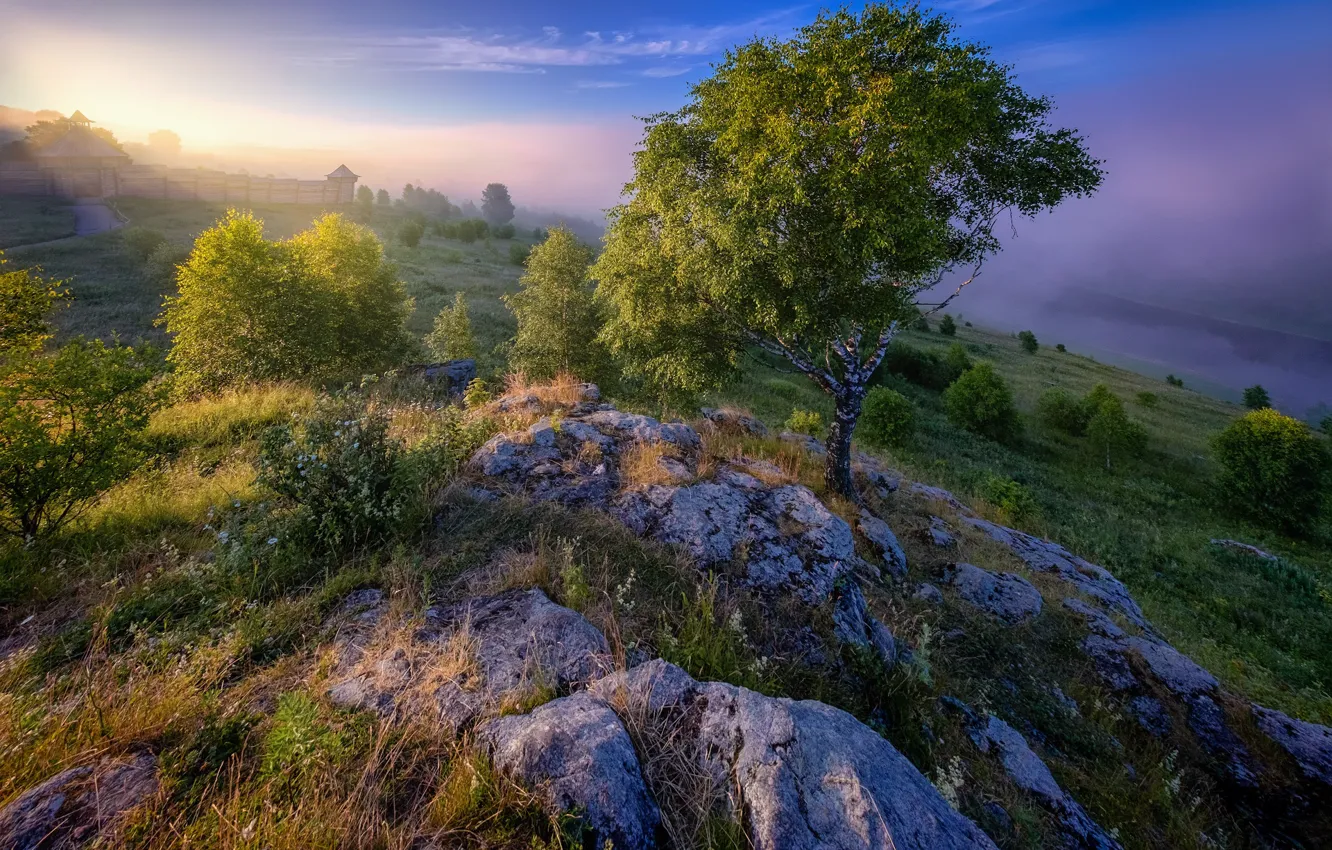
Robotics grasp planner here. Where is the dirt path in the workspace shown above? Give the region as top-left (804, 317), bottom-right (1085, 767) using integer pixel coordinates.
top-left (6, 200), bottom-right (125, 251)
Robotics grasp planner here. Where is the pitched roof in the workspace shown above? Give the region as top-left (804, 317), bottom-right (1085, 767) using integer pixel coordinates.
top-left (68, 109), bottom-right (91, 124)
top-left (35, 125), bottom-right (128, 160)
top-left (326, 164), bottom-right (359, 179)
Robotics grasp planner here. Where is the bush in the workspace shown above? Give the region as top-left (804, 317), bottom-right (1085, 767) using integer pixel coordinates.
top-left (398, 220), bottom-right (425, 248)
top-left (1136, 391), bottom-right (1158, 408)
top-left (938, 314), bottom-right (957, 336)
top-left (493, 223), bottom-right (516, 239)
top-left (1211, 408), bottom-right (1329, 535)
top-left (1322, 415), bottom-right (1332, 436)
top-left (876, 341), bottom-right (964, 391)
top-left (1243, 384), bottom-right (1271, 410)
top-left (122, 226), bottom-right (167, 262)
top-left (0, 339), bottom-right (164, 539)
top-left (504, 226), bottom-right (607, 381)
top-left (509, 242), bottom-right (529, 266)
top-left (1086, 394), bottom-right (1148, 470)
top-left (784, 408), bottom-right (825, 437)
top-left (943, 343), bottom-right (972, 378)
top-left (163, 211), bottom-right (415, 393)
top-left (1055, 343), bottom-right (1066, 353)
top-left (858, 387), bottom-right (914, 448)
top-left (979, 474), bottom-right (1039, 524)
top-left (143, 241), bottom-right (189, 285)
top-left (425, 292), bottom-right (476, 361)
top-left (942, 362), bottom-right (1020, 442)
top-left (913, 315), bottom-right (930, 332)
top-left (1017, 330), bottom-right (1039, 353)
top-left (1166, 374), bottom-right (1184, 388)
top-left (1037, 388), bottom-right (1092, 436)
top-left (0, 254), bottom-right (66, 358)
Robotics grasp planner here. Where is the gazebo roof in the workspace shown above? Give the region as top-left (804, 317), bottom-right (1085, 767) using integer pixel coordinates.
top-left (35, 124), bottom-right (128, 160)
top-left (68, 109), bottom-right (92, 125)
top-left (326, 164), bottom-right (359, 179)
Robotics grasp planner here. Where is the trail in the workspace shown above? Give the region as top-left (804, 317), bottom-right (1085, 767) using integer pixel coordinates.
top-left (5, 199), bottom-right (125, 251)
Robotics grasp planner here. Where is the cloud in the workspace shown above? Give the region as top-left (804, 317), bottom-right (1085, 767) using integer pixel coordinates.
top-left (575, 80), bottom-right (632, 89)
top-left (643, 66), bottom-right (693, 78)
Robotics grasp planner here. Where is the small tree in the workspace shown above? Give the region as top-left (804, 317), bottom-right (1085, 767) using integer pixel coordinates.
top-left (1086, 394), bottom-right (1147, 470)
top-left (858, 387), bottom-right (915, 448)
top-left (1038, 388), bottom-right (1091, 436)
top-left (591, 5), bottom-right (1100, 494)
top-left (943, 343), bottom-right (972, 383)
top-left (1055, 343), bottom-right (1066, 353)
top-left (0, 339), bottom-right (164, 539)
top-left (376, 188), bottom-right (391, 206)
top-left (943, 363), bottom-right (1020, 442)
top-left (509, 243), bottom-right (530, 266)
top-left (1242, 385), bottom-right (1271, 410)
top-left (425, 292), bottom-right (476, 361)
top-left (399, 220), bottom-right (424, 249)
top-left (1, 254), bottom-right (67, 359)
top-left (1166, 374), bottom-right (1184, 388)
top-left (1212, 409), bottom-right (1328, 535)
top-left (481, 183), bottom-right (516, 226)
top-left (938, 314), bottom-right (957, 336)
top-left (505, 227), bottom-right (606, 381)
top-left (356, 185), bottom-right (374, 218)
top-left (1018, 330), bottom-right (1039, 353)
top-left (1321, 414), bottom-right (1332, 436)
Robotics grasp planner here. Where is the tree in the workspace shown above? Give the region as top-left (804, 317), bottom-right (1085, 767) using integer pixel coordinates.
top-left (162, 211), bottom-right (413, 393)
top-left (376, 189), bottom-right (391, 206)
top-left (356, 185), bottom-right (374, 217)
top-left (426, 292), bottom-right (476, 361)
top-left (399, 220), bottom-right (424, 249)
top-left (1086, 393), bottom-right (1147, 471)
top-left (1243, 384), bottom-right (1271, 410)
top-left (24, 117), bottom-right (125, 155)
top-left (591, 5), bottom-right (1101, 495)
top-left (939, 314), bottom-right (957, 336)
top-left (1212, 409), bottom-right (1328, 535)
top-left (505, 227), bottom-right (606, 381)
top-left (1321, 414), bottom-right (1332, 436)
top-left (1166, 374), bottom-right (1184, 388)
top-left (1, 339), bottom-right (164, 539)
top-left (481, 183), bottom-right (515, 226)
top-left (943, 363), bottom-right (1020, 442)
top-left (1018, 330), bottom-right (1039, 353)
top-left (1, 254), bottom-right (67, 360)
top-left (147, 129), bottom-right (181, 156)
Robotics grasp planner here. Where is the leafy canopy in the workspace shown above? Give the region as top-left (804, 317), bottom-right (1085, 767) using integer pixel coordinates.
top-left (0, 253), bottom-right (67, 360)
top-left (505, 226), bottom-right (606, 382)
top-left (481, 183), bottom-right (516, 226)
top-left (1212, 408), bottom-right (1328, 535)
top-left (426, 292), bottom-right (477, 362)
top-left (162, 210), bottom-right (414, 393)
top-left (593, 4), bottom-right (1103, 397)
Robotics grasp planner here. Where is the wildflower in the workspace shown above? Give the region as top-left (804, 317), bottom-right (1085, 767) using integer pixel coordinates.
top-left (267, 537), bottom-right (278, 545)
top-left (218, 531), bottom-right (230, 543)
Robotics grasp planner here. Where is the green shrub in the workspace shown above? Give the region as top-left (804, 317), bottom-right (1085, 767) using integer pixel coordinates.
top-left (1084, 383), bottom-right (1119, 413)
top-left (493, 223), bottom-right (516, 239)
top-left (122, 226), bottom-right (167, 262)
top-left (942, 362), bottom-right (1020, 442)
top-left (464, 378), bottom-right (492, 409)
top-left (913, 315), bottom-right (930, 332)
top-left (784, 408), bottom-right (825, 437)
top-left (1166, 374), bottom-right (1184, 388)
top-left (1017, 329), bottom-right (1039, 353)
top-left (1243, 384), bottom-right (1271, 410)
top-left (1322, 414), bottom-right (1332, 436)
top-left (1037, 388), bottom-right (1092, 436)
top-left (262, 692), bottom-right (347, 794)
top-left (0, 339), bottom-right (164, 539)
top-left (1055, 343), bottom-right (1066, 353)
top-left (938, 313), bottom-right (957, 336)
top-left (0, 254), bottom-right (67, 359)
top-left (425, 292), bottom-right (476, 361)
top-left (143, 241), bottom-right (189, 285)
top-left (509, 242), bottom-right (529, 265)
top-left (876, 340), bottom-right (964, 391)
top-left (858, 387), bottom-right (914, 448)
top-left (979, 474), bottom-right (1039, 524)
top-left (1136, 391), bottom-right (1159, 408)
top-left (1211, 408), bottom-right (1329, 535)
top-left (505, 226), bottom-right (607, 381)
top-left (1086, 394), bottom-right (1148, 470)
top-left (943, 343), bottom-right (972, 378)
top-left (398, 220), bottom-right (425, 248)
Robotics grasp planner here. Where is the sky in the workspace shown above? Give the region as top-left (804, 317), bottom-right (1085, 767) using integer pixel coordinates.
top-left (2, 0), bottom-right (1331, 409)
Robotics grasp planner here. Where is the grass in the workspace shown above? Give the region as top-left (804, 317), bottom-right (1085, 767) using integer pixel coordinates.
top-left (0, 196), bottom-right (76, 248)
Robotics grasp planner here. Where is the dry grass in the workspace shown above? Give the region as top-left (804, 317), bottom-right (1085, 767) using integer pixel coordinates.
top-left (618, 440), bottom-right (679, 488)
top-left (503, 372), bottom-right (588, 408)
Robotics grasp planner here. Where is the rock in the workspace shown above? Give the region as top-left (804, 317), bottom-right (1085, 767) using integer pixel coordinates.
top-left (852, 454), bottom-right (901, 496)
top-left (0, 753), bottom-right (157, 850)
top-left (945, 563), bottom-right (1043, 624)
top-left (832, 583), bottom-right (898, 667)
top-left (914, 583), bottom-right (944, 605)
top-left (700, 406), bottom-right (769, 437)
top-left (858, 510), bottom-right (908, 579)
top-left (593, 660), bottom-right (998, 850)
top-left (927, 516), bottom-right (958, 548)
top-left (969, 714), bottom-right (1122, 850)
top-left (911, 482), bottom-right (967, 510)
top-left (1128, 696), bottom-right (1172, 736)
top-left (959, 516), bottom-right (1151, 632)
top-left (328, 588), bottom-right (610, 733)
top-left (1187, 695), bottom-right (1259, 788)
top-left (1081, 635), bottom-right (1137, 691)
top-left (1052, 686), bottom-right (1081, 715)
top-left (480, 692), bottom-right (660, 849)
top-left (1125, 637), bottom-right (1218, 698)
top-left (409, 359), bottom-right (477, 393)
top-left (778, 431), bottom-right (826, 455)
top-left (1252, 705), bottom-right (1332, 786)
top-left (1209, 539), bottom-right (1278, 561)
top-left (1062, 598), bottom-right (1126, 639)
top-left (576, 382), bottom-right (601, 402)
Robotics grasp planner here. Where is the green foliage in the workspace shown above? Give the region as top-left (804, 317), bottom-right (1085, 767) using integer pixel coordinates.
top-left (493, 223), bottom-right (516, 239)
top-left (505, 226), bottom-right (606, 381)
top-left (508, 242), bottom-right (529, 266)
top-left (784, 408), bottom-right (825, 438)
top-left (938, 313), bottom-right (957, 336)
top-left (425, 292), bottom-right (476, 362)
top-left (979, 474), bottom-right (1039, 524)
top-left (0, 339), bottom-right (164, 538)
top-left (375, 188), bottom-right (390, 206)
top-left (162, 211), bottom-right (414, 393)
top-left (876, 341), bottom-right (967, 392)
top-left (481, 183), bottom-right (515, 226)
top-left (1166, 374), bottom-right (1184, 388)
top-left (1322, 415), bottom-right (1332, 436)
top-left (1055, 343), bottom-right (1066, 353)
top-left (398, 219), bottom-right (425, 249)
top-left (658, 578), bottom-right (770, 692)
top-left (942, 362), bottom-right (1020, 442)
top-left (1212, 408), bottom-right (1329, 535)
top-left (1136, 391), bottom-right (1159, 408)
top-left (1018, 329), bottom-right (1039, 353)
top-left (913, 315), bottom-right (931, 332)
top-left (1038, 388), bottom-right (1092, 436)
top-left (858, 387), bottom-right (915, 448)
top-left (143, 241), bottom-right (189, 286)
top-left (262, 692), bottom-right (347, 793)
top-left (0, 254), bottom-right (66, 358)
top-left (1243, 384), bottom-right (1271, 410)
top-left (464, 378), bottom-right (492, 409)
top-left (122, 226), bottom-right (167, 262)
top-left (256, 396), bottom-right (410, 551)
top-left (943, 343), bottom-right (972, 378)
top-left (1086, 397), bottom-right (1148, 471)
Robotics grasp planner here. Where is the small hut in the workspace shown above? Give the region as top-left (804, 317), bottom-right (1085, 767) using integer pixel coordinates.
top-left (325, 164), bottom-right (360, 204)
top-left (34, 111), bottom-right (130, 198)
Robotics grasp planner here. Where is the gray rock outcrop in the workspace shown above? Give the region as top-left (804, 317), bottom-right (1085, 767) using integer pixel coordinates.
top-left (945, 563), bottom-right (1042, 624)
top-left (858, 509), bottom-right (908, 579)
top-left (1252, 705), bottom-right (1332, 785)
top-left (0, 753), bottom-right (157, 850)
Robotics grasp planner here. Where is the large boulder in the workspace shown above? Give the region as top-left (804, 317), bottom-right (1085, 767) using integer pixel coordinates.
top-left (592, 660), bottom-right (998, 850)
top-left (0, 753), bottom-right (157, 850)
top-left (479, 692), bottom-right (661, 849)
top-left (1252, 705), bottom-right (1332, 786)
top-left (945, 563), bottom-right (1043, 624)
top-left (407, 359), bottom-right (476, 394)
top-left (858, 509), bottom-right (908, 579)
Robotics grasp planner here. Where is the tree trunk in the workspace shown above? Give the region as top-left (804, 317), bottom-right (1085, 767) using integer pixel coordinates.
top-left (824, 387), bottom-right (866, 498)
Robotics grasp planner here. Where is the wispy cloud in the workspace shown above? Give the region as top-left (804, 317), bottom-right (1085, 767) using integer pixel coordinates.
top-left (643, 66), bottom-right (693, 78)
top-left (575, 80), bottom-right (632, 89)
